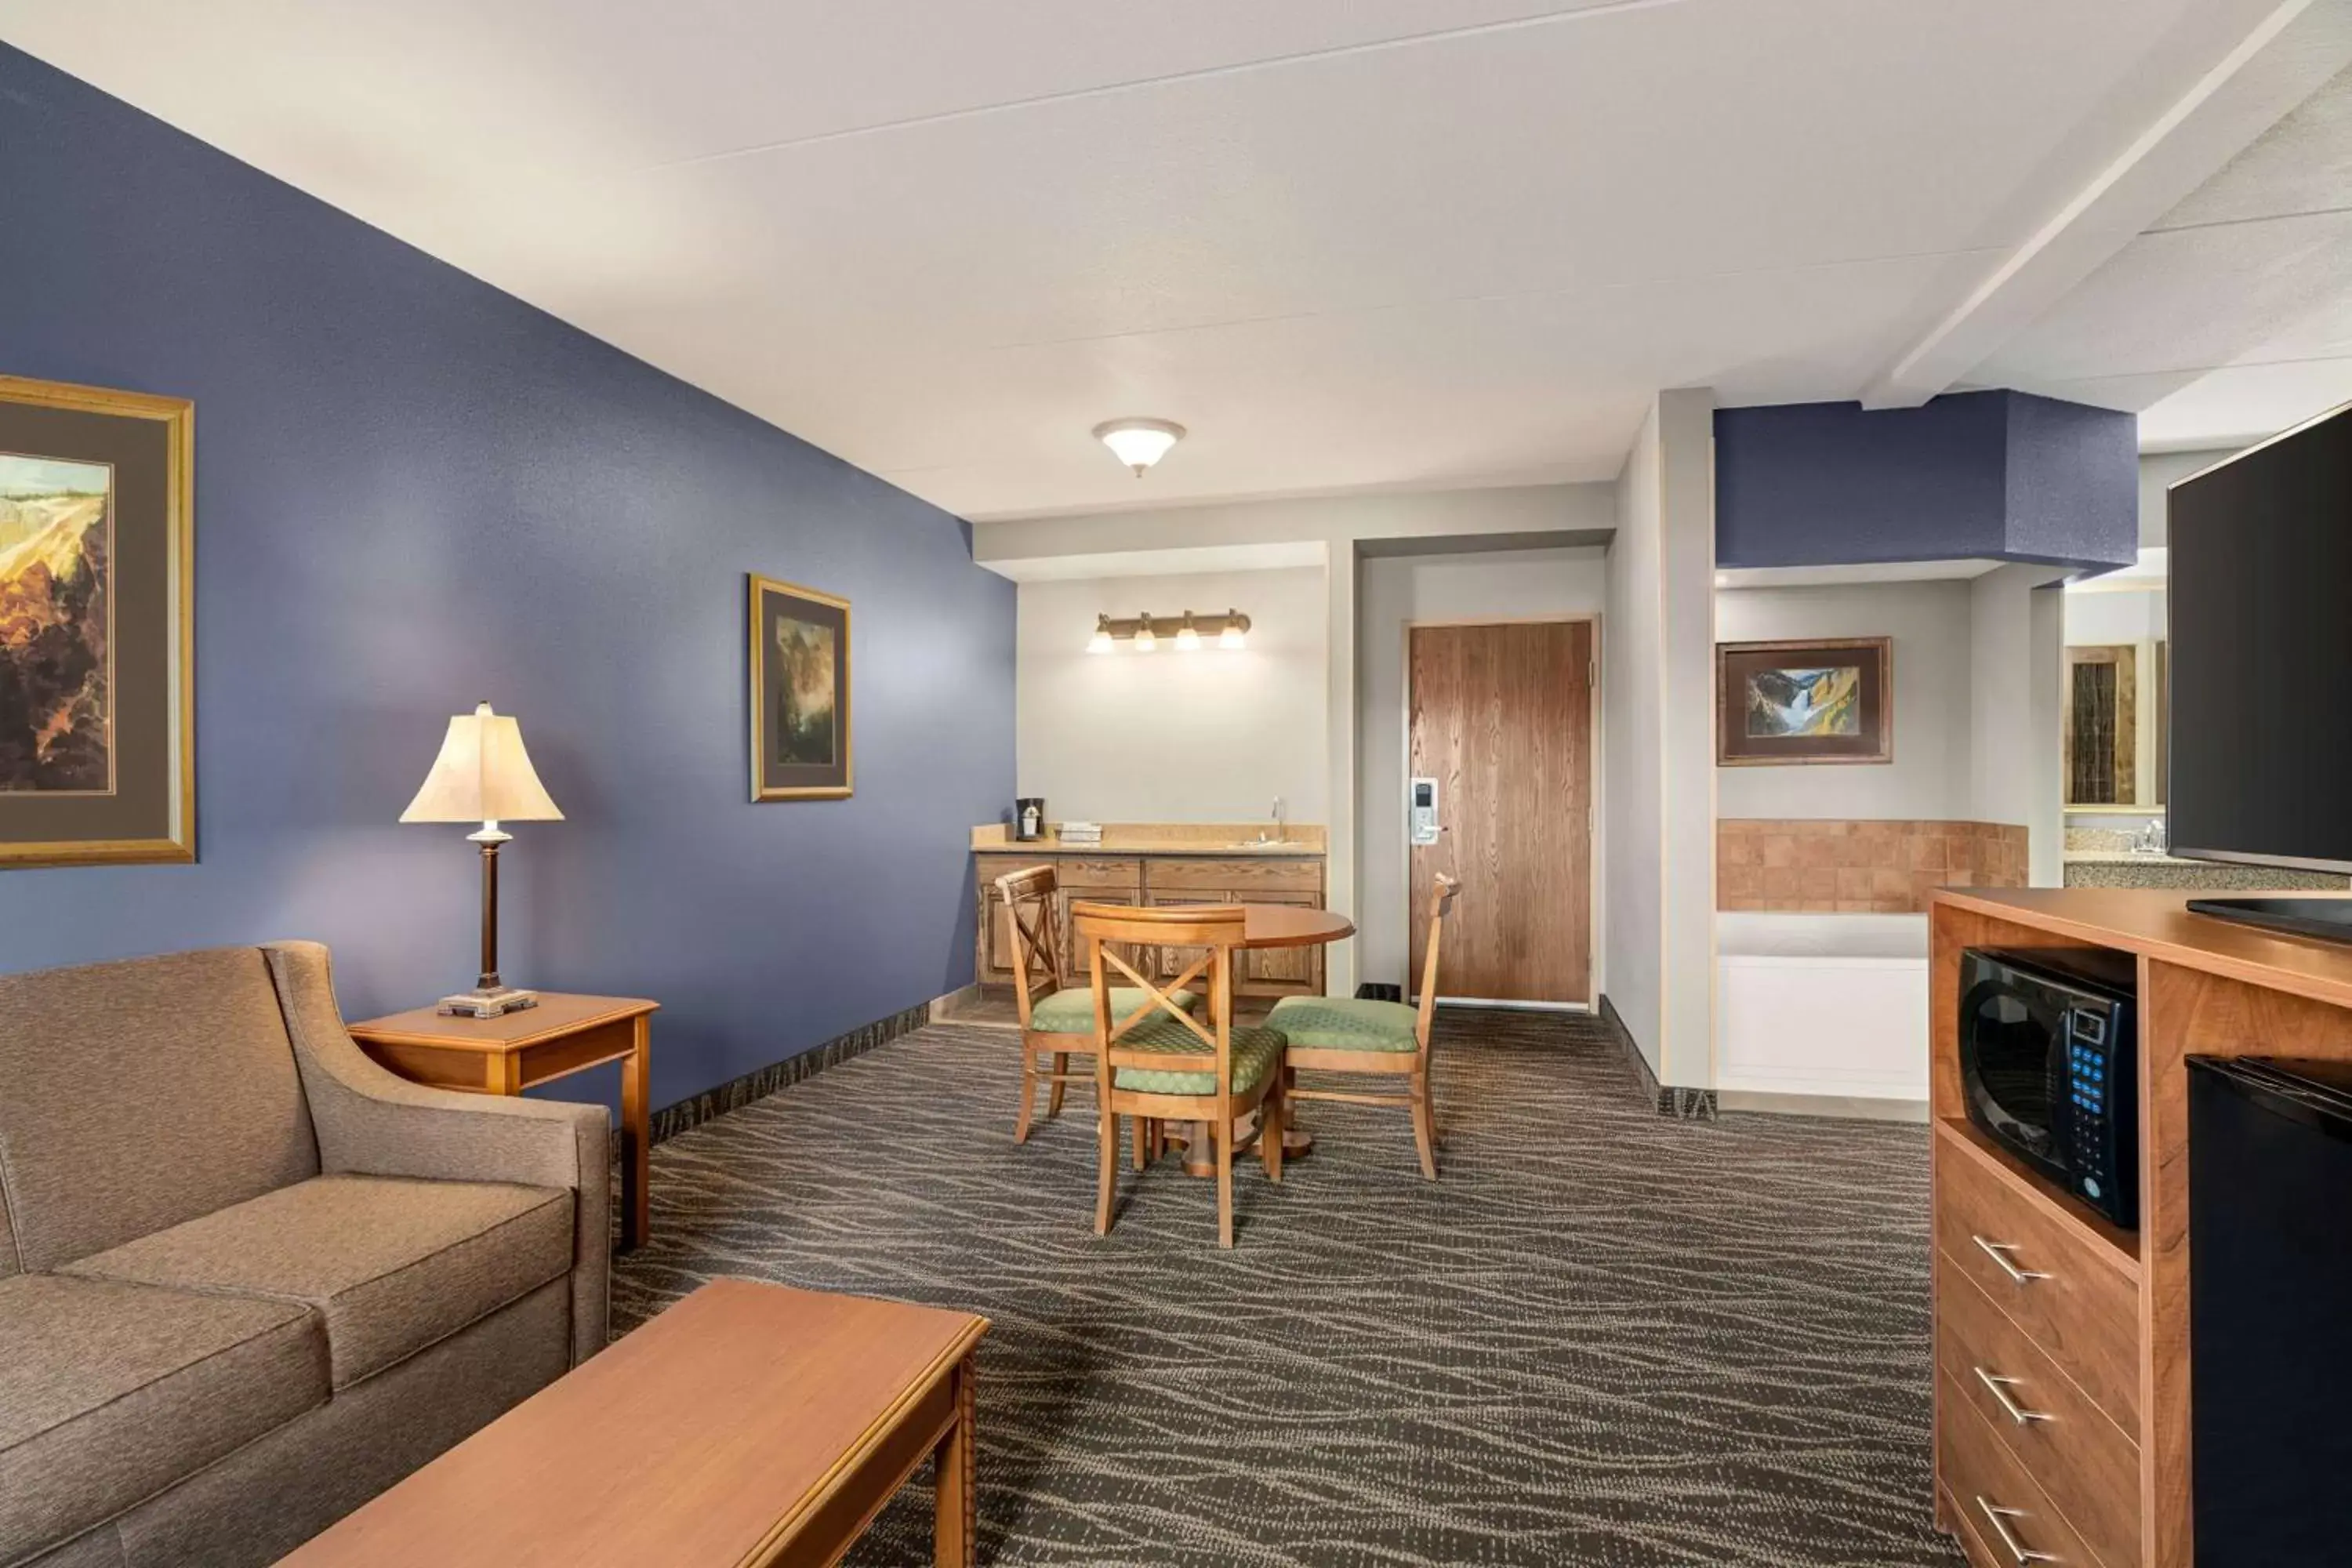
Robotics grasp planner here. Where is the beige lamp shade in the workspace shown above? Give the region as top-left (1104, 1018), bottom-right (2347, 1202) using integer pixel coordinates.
top-left (399, 702), bottom-right (564, 826)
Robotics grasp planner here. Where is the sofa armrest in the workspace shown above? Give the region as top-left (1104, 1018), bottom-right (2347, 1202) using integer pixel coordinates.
top-left (262, 942), bottom-right (609, 1363)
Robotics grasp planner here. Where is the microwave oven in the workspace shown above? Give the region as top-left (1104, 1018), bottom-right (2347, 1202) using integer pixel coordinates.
top-left (1958, 946), bottom-right (2140, 1229)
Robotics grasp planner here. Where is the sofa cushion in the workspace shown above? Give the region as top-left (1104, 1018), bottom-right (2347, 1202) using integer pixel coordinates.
top-left (63, 1174), bottom-right (573, 1390)
top-left (1028, 986), bottom-right (1200, 1034)
top-left (1265, 995), bottom-right (1423, 1053)
top-left (0, 1273), bottom-right (326, 1563)
top-left (1112, 1018), bottom-right (1287, 1096)
top-left (0, 947), bottom-right (318, 1272)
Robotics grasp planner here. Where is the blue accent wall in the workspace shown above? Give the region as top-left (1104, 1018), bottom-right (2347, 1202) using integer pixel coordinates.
top-left (0, 46), bottom-right (1014, 1111)
top-left (1715, 391), bottom-right (2137, 571)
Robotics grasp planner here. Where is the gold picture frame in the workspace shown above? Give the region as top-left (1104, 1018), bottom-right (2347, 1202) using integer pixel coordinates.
top-left (0, 374), bottom-right (194, 866)
top-left (748, 573), bottom-right (852, 801)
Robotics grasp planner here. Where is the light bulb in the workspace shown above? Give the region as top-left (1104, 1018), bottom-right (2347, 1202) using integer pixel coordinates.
top-left (1087, 615), bottom-right (1113, 654)
top-left (1133, 615), bottom-right (1157, 652)
top-left (1175, 612), bottom-right (1200, 652)
top-left (1219, 618), bottom-right (1247, 650)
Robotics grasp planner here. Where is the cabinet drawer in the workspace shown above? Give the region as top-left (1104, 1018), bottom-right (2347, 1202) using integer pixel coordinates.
top-left (1938, 1484), bottom-right (2003, 1568)
top-left (1939, 1366), bottom-right (2100, 1568)
top-left (1054, 858), bottom-right (1144, 893)
top-left (1935, 1124), bottom-right (2140, 1431)
top-left (1147, 856), bottom-right (1321, 891)
top-left (975, 853), bottom-right (1050, 884)
top-left (1936, 1251), bottom-right (2140, 1566)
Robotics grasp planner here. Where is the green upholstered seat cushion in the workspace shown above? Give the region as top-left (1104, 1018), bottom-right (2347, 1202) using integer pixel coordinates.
top-left (1110, 1017), bottom-right (1287, 1096)
top-left (1028, 987), bottom-right (1200, 1034)
top-left (1265, 995), bottom-right (1421, 1053)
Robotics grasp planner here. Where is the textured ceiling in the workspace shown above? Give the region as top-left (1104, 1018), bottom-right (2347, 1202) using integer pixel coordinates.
top-left (1977, 59), bottom-right (2352, 451)
top-left (2, 0), bottom-right (2341, 514)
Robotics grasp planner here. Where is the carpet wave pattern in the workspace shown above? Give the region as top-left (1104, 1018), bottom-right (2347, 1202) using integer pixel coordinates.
top-left (612, 1009), bottom-right (1961, 1566)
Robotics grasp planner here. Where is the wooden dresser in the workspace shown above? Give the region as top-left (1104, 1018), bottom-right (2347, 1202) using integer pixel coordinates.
top-left (973, 825), bottom-right (1329, 1000)
top-left (1930, 887), bottom-right (2352, 1568)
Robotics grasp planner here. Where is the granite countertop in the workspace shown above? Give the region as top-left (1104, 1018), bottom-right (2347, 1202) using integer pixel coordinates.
top-left (975, 838), bottom-right (1326, 858)
top-left (972, 823), bottom-right (1327, 858)
top-left (2061, 849), bottom-right (2349, 891)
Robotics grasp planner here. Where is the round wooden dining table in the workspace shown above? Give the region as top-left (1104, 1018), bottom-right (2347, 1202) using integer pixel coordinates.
top-left (1161, 902), bottom-right (1355, 1175)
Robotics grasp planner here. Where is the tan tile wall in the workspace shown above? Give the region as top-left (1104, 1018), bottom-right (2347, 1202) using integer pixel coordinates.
top-left (1717, 819), bottom-right (2030, 913)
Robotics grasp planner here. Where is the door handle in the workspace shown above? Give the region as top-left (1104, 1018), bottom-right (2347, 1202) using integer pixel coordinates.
top-left (1972, 1366), bottom-right (2053, 1425)
top-left (1971, 1235), bottom-right (2050, 1284)
top-left (1973, 1497), bottom-right (2059, 1563)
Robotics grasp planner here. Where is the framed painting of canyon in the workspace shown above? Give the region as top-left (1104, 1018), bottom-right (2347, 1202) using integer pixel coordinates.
top-left (749, 573), bottom-right (851, 800)
top-left (0, 376), bottom-right (193, 866)
top-left (1715, 636), bottom-right (1891, 766)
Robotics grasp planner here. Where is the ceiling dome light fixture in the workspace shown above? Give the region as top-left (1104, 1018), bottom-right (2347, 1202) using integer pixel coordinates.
top-left (1094, 417), bottom-right (1185, 477)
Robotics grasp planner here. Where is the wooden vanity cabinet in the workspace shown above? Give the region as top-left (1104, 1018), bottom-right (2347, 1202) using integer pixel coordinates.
top-left (974, 851), bottom-right (1327, 998)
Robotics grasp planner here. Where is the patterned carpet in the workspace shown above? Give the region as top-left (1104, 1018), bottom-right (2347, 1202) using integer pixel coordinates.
top-left (612, 1009), bottom-right (1962, 1566)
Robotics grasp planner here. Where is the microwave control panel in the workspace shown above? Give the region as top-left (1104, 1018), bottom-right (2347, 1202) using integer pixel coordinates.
top-left (2067, 1007), bottom-right (2114, 1200)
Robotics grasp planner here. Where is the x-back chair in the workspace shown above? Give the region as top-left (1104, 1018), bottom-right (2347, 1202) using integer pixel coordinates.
top-left (996, 865), bottom-right (1200, 1142)
top-left (1069, 901), bottom-right (1288, 1248)
top-left (1268, 873), bottom-right (1459, 1178)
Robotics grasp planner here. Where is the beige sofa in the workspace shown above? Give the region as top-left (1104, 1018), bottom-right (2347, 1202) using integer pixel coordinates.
top-left (0, 943), bottom-right (610, 1568)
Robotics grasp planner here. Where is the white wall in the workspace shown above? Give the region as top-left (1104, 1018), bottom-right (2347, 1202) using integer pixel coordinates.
top-left (1604, 389), bottom-right (1716, 1087)
top-left (1715, 581), bottom-right (1976, 820)
top-left (1969, 564), bottom-right (2068, 885)
top-left (1356, 546), bottom-right (1610, 986)
top-left (2064, 586), bottom-right (2165, 645)
top-left (1605, 419), bottom-right (1664, 1071)
top-left (1017, 567), bottom-right (1328, 824)
top-left (979, 481), bottom-right (1619, 993)
top-left (2137, 448), bottom-right (2238, 547)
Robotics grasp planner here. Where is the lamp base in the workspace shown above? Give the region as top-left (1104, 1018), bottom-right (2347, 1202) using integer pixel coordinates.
top-left (436, 985), bottom-right (540, 1019)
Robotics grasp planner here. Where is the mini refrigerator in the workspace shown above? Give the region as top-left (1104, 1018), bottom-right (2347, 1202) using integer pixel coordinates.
top-left (2187, 1055), bottom-right (2352, 1566)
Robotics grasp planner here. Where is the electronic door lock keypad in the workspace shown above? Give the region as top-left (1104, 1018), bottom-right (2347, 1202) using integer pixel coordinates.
top-left (1410, 777), bottom-right (1440, 845)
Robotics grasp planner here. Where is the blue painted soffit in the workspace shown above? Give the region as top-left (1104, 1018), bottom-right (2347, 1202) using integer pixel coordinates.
top-left (1714, 390), bottom-right (2138, 572)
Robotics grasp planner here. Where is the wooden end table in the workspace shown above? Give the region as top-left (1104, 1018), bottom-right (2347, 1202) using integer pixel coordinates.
top-left (347, 993), bottom-right (659, 1252)
top-left (277, 1277), bottom-right (989, 1568)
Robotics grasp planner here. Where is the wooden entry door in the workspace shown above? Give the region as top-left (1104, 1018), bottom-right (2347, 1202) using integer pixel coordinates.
top-left (1407, 620), bottom-right (1595, 1006)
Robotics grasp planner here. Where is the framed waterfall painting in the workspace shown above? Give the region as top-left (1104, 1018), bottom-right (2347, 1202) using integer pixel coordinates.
top-left (1716, 636), bottom-right (1891, 766)
top-left (0, 376), bottom-right (194, 866)
top-left (749, 573), bottom-right (852, 800)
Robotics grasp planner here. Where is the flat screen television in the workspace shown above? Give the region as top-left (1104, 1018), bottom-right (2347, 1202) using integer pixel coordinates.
top-left (2169, 400), bottom-right (2352, 941)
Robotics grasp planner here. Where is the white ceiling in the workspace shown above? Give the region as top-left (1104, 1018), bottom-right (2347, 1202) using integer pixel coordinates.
top-left (3, 0), bottom-right (2346, 518)
top-left (1978, 54), bottom-right (2352, 452)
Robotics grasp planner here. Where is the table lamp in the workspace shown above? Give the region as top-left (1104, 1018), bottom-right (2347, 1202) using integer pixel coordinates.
top-left (401, 701), bottom-right (564, 1018)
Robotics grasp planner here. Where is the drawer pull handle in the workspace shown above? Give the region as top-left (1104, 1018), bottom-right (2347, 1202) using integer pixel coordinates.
top-left (1972, 1234), bottom-right (2051, 1284)
top-left (1974, 1497), bottom-right (2060, 1563)
top-left (1973, 1366), bottom-right (2053, 1425)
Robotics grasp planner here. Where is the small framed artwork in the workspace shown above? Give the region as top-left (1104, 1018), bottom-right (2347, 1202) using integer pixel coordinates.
top-left (0, 375), bottom-right (194, 866)
top-left (1716, 637), bottom-right (1892, 766)
top-left (749, 574), bottom-right (851, 800)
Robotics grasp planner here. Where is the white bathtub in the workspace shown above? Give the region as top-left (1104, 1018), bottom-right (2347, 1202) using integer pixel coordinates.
top-left (1715, 913), bottom-right (1929, 1106)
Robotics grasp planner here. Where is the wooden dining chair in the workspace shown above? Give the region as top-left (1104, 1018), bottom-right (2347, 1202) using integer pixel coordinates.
top-left (1267, 873), bottom-right (1459, 1178)
top-left (1069, 901), bottom-right (1288, 1248)
top-left (996, 866), bottom-right (1200, 1142)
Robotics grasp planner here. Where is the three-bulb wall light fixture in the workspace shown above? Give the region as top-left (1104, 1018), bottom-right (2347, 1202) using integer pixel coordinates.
top-left (1087, 609), bottom-right (1250, 653)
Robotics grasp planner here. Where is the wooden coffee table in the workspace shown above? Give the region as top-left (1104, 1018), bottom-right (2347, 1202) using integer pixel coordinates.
top-left (278, 1278), bottom-right (989, 1568)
